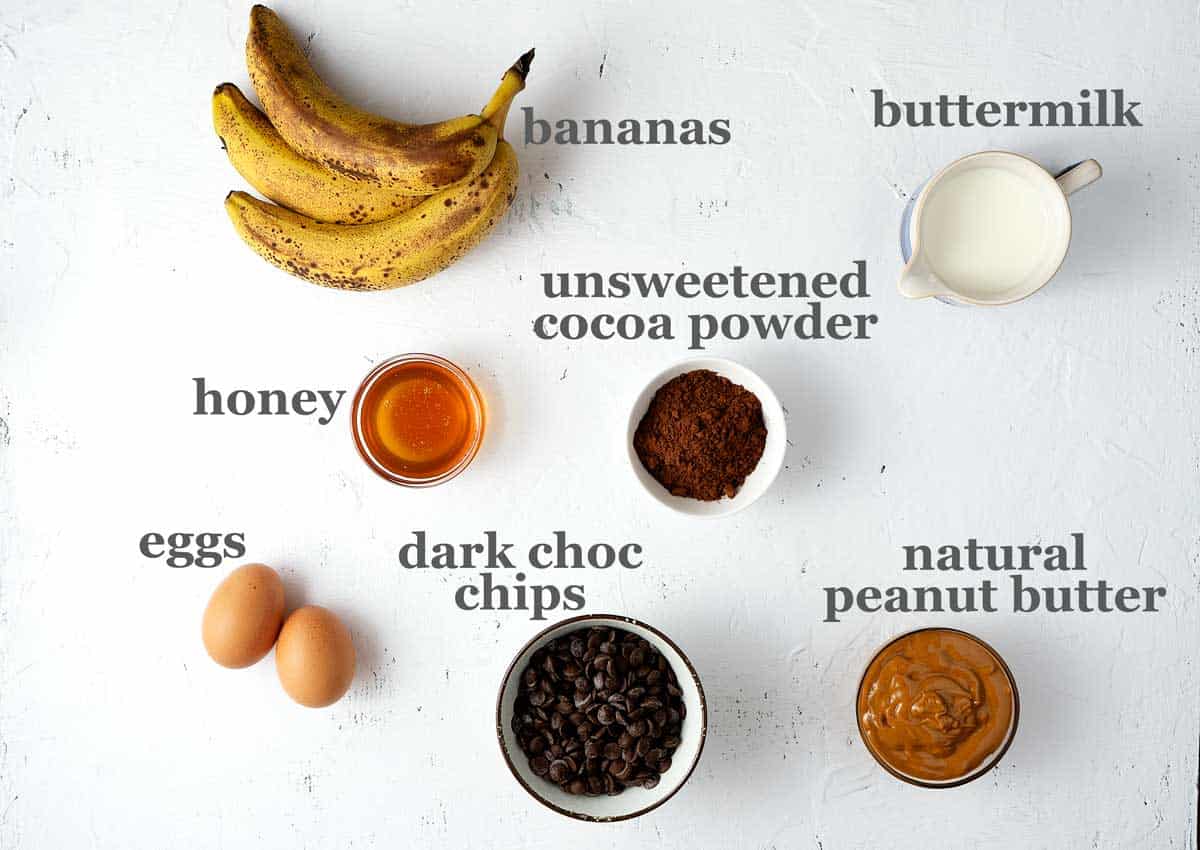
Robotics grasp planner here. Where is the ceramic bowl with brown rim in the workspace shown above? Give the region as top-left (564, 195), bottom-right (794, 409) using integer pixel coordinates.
top-left (856, 626), bottom-right (1020, 788)
top-left (496, 614), bottom-right (707, 821)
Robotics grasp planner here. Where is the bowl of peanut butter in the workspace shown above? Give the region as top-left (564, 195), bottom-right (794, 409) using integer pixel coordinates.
top-left (856, 627), bottom-right (1019, 788)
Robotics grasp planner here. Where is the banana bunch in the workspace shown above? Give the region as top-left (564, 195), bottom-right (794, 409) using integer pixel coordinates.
top-left (214, 5), bottom-right (532, 291)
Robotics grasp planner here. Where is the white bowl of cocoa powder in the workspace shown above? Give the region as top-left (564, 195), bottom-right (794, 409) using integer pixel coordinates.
top-left (626, 357), bottom-right (787, 517)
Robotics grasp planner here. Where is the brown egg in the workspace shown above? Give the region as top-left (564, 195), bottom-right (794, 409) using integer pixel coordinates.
top-left (275, 605), bottom-right (356, 707)
top-left (201, 563), bottom-right (285, 668)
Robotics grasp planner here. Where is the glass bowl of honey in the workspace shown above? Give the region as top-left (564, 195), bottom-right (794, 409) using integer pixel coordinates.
top-left (351, 354), bottom-right (486, 487)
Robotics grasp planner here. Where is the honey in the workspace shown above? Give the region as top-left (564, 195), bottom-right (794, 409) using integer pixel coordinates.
top-left (352, 355), bottom-right (484, 485)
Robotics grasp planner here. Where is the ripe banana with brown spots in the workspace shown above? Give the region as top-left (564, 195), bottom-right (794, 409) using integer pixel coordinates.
top-left (245, 4), bottom-right (532, 195)
top-left (212, 83), bottom-right (422, 224)
top-left (225, 139), bottom-right (519, 291)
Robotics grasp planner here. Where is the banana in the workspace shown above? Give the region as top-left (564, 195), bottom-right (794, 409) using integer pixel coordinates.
top-left (212, 83), bottom-right (423, 224)
top-left (245, 4), bottom-right (532, 195)
top-left (225, 139), bottom-right (519, 290)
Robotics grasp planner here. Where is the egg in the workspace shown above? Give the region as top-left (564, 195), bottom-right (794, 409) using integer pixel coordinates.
top-left (275, 605), bottom-right (356, 707)
top-left (201, 563), bottom-right (285, 668)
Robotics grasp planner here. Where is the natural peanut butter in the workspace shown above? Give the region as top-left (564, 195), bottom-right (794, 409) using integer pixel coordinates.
top-left (857, 628), bottom-right (1016, 785)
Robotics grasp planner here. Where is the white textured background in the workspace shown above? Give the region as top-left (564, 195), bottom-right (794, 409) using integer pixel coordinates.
top-left (2, 0), bottom-right (1198, 847)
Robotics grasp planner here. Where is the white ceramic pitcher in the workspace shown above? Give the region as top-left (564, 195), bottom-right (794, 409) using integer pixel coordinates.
top-left (898, 151), bottom-right (1101, 306)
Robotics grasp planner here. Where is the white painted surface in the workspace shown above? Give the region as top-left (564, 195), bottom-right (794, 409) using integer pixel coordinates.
top-left (1, 1), bottom-right (1197, 848)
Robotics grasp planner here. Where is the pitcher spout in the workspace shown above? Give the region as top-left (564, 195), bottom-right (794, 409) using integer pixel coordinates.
top-left (897, 258), bottom-right (950, 300)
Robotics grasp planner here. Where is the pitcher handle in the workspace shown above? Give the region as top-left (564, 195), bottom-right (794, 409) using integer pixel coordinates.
top-left (1055, 159), bottom-right (1102, 196)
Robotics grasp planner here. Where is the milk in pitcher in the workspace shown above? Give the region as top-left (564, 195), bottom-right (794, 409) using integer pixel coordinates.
top-left (919, 166), bottom-right (1050, 301)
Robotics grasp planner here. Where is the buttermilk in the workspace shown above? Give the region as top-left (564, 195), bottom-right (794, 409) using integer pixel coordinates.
top-left (873, 89), bottom-right (1142, 128)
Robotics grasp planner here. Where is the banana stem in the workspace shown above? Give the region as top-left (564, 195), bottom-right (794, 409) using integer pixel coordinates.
top-left (481, 48), bottom-right (535, 137)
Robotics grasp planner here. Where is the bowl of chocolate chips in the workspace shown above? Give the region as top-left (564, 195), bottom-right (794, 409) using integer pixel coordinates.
top-left (496, 615), bottom-right (707, 821)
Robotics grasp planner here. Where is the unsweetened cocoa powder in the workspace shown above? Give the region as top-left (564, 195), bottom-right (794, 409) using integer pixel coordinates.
top-left (633, 369), bottom-right (767, 501)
